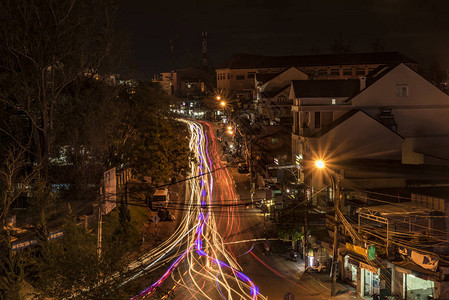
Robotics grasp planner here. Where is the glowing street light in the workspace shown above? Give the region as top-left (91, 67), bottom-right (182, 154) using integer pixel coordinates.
top-left (315, 160), bottom-right (325, 169)
top-left (227, 130), bottom-right (234, 135)
top-left (220, 101), bottom-right (226, 107)
top-left (216, 95), bottom-right (221, 100)
top-left (227, 126), bottom-right (232, 131)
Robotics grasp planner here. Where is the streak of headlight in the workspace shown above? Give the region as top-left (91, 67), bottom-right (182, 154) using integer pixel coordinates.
top-left (131, 120), bottom-right (261, 300)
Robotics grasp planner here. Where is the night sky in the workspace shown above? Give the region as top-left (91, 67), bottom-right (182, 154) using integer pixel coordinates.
top-left (117, 0), bottom-right (449, 80)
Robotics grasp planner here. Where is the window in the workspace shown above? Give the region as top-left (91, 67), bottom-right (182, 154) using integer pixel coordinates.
top-left (331, 98), bottom-right (336, 105)
top-left (315, 112), bottom-right (321, 129)
top-left (301, 112), bottom-right (310, 128)
top-left (236, 75), bottom-right (245, 80)
top-left (247, 72), bottom-right (255, 79)
top-left (356, 68), bottom-right (366, 75)
top-left (395, 83), bottom-right (409, 97)
top-left (227, 73), bottom-right (230, 79)
top-left (330, 69), bottom-right (340, 76)
top-left (343, 68), bottom-right (352, 76)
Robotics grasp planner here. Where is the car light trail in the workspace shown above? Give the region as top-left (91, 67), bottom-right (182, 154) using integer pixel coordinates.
top-left (129, 120), bottom-right (264, 300)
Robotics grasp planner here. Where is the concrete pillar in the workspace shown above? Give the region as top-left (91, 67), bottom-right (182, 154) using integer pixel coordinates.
top-left (356, 266), bottom-right (363, 297)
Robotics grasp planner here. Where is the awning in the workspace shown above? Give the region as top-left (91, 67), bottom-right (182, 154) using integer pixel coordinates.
top-left (344, 251), bottom-right (380, 273)
top-left (393, 260), bottom-right (440, 281)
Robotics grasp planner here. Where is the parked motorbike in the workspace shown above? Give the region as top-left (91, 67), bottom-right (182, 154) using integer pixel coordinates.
top-left (289, 250), bottom-right (298, 262)
top-left (305, 261), bottom-right (327, 273)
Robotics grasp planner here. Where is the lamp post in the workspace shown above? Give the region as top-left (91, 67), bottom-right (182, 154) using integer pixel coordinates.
top-left (315, 159), bottom-right (340, 297)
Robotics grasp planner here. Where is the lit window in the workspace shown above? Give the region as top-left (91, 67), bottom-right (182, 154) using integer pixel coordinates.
top-left (332, 99), bottom-right (336, 105)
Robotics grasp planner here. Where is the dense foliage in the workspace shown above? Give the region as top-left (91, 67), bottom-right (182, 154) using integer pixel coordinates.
top-left (0, 0), bottom-right (192, 297)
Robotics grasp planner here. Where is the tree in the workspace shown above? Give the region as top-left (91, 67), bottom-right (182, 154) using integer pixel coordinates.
top-left (0, 0), bottom-right (124, 178)
top-left (0, 232), bottom-right (26, 299)
top-left (29, 206), bottom-right (130, 299)
top-left (0, 145), bottom-right (37, 229)
top-left (110, 81), bottom-right (192, 185)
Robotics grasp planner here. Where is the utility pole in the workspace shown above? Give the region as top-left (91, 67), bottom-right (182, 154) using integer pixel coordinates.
top-left (331, 172), bottom-right (341, 297)
top-left (97, 194), bottom-right (103, 260)
top-left (250, 135), bottom-right (254, 202)
top-left (304, 207), bottom-right (308, 268)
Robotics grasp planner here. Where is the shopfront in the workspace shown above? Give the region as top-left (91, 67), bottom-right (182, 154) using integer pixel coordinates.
top-left (362, 265), bottom-right (380, 297)
top-left (344, 255), bottom-right (358, 286)
top-left (403, 274), bottom-right (434, 300)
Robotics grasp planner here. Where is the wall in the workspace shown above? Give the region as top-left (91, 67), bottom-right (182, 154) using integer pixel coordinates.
top-left (351, 64), bottom-right (449, 138)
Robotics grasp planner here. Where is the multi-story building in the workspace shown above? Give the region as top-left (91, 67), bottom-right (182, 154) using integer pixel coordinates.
top-left (153, 67), bottom-right (215, 98)
top-left (289, 63), bottom-right (449, 299)
top-left (255, 66), bottom-right (308, 125)
top-left (216, 52), bottom-right (418, 99)
top-left (292, 63), bottom-right (449, 180)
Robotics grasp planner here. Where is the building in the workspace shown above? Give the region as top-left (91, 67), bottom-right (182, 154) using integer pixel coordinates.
top-left (292, 63), bottom-right (449, 182)
top-left (290, 63), bottom-right (449, 299)
top-left (216, 52), bottom-right (418, 99)
top-left (255, 66), bottom-right (308, 125)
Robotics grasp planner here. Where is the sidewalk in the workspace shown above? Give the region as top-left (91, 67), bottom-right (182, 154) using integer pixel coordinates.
top-left (300, 272), bottom-right (358, 299)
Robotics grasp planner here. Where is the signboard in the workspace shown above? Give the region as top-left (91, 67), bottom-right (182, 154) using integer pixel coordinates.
top-left (295, 155), bottom-right (302, 169)
top-left (103, 167), bottom-right (117, 215)
top-left (12, 230), bottom-right (64, 251)
top-left (398, 246), bottom-right (439, 272)
top-left (49, 230), bottom-right (64, 240)
top-left (368, 245), bottom-right (376, 260)
top-left (360, 262), bottom-right (378, 274)
top-left (346, 243), bottom-right (368, 257)
top-left (12, 239), bottom-right (38, 251)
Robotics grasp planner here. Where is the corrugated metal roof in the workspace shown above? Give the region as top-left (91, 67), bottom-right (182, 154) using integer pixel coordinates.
top-left (357, 202), bottom-right (432, 216)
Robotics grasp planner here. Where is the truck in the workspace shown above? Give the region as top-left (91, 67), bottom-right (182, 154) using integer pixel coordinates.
top-left (151, 188), bottom-right (169, 211)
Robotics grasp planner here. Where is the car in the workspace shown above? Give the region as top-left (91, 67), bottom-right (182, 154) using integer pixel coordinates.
top-left (237, 163), bottom-right (249, 173)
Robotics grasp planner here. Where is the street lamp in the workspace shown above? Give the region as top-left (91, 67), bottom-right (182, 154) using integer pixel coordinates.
top-left (315, 159), bottom-right (325, 169)
top-left (216, 95), bottom-right (221, 101)
top-left (220, 100), bottom-right (226, 107)
top-left (314, 159), bottom-right (339, 297)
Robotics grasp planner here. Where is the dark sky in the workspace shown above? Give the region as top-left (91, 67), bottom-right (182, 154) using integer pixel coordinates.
top-left (117, 0), bottom-right (449, 80)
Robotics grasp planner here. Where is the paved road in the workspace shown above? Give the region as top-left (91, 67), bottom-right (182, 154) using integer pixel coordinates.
top-left (123, 120), bottom-right (357, 300)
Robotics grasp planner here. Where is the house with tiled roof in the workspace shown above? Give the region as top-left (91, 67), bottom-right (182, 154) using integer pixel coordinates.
top-left (289, 63), bottom-right (449, 300)
top-left (292, 63), bottom-right (449, 171)
top-left (216, 52), bottom-right (417, 100)
top-left (254, 66), bottom-right (308, 125)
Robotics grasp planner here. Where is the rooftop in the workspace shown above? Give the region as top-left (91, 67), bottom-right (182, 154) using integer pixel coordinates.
top-left (219, 52), bottom-right (417, 69)
top-left (291, 79), bottom-right (360, 98)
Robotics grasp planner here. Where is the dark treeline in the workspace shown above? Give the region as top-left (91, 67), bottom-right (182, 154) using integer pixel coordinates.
top-left (0, 0), bottom-right (191, 298)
